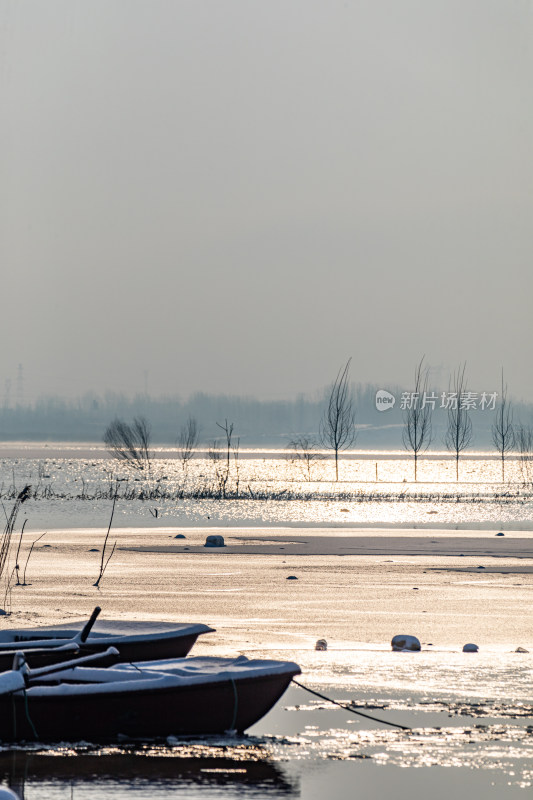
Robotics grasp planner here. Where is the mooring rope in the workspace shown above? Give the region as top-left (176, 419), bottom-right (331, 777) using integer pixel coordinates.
top-left (22, 688), bottom-right (38, 739)
top-left (292, 679), bottom-right (411, 731)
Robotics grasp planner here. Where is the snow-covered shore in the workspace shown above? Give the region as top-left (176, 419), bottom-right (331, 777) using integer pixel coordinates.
top-left (3, 526), bottom-right (532, 653)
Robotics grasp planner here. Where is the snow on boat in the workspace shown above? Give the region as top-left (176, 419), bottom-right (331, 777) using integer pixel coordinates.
top-left (0, 655), bottom-right (301, 742)
top-left (0, 618), bottom-right (215, 663)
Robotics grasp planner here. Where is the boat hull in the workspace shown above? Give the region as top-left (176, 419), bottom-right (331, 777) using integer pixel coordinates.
top-left (0, 669), bottom-right (298, 742)
top-left (0, 620), bottom-right (214, 664)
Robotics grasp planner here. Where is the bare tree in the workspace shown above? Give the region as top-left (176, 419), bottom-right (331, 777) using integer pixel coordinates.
top-left (320, 359), bottom-right (357, 481)
top-left (491, 370), bottom-right (515, 482)
top-left (515, 423), bottom-right (533, 489)
top-left (444, 364), bottom-right (473, 481)
top-left (177, 416), bottom-right (200, 471)
top-left (402, 357), bottom-right (433, 481)
top-left (286, 435), bottom-right (325, 481)
top-left (209, 420), bottom-right (239, 498)
top-left (103, 416), bottom-right (152, 473)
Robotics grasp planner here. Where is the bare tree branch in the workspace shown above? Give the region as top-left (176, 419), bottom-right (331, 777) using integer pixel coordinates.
top-left (209, 420), bottom-right (239, 498)
top-left (103, 416), bottom-right (152, 473)
top-left (94, 483), bottom-right (119, 588)
top-left (320, 359), bottom-right (357, 480)
top-left (286, 435), bottom-right (325, 481)
top-left (0, 485), bottom-right (31, 584)
top-left (177, 417), bottom-right (200, 471)
top-left (491, 370), bottom-right (515, 482)
top-left (22, 532), bottom-right (46, 586)
top-left (402, 357), bottom-right (433, 481)
top-left (444, 364), bottom-right (473, 481)
top-left (515, 423), bottom-right (533, 488)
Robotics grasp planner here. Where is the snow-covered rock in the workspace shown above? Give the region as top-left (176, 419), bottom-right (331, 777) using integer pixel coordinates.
top-left (391, 635), bottom-right (421, 652)
top-left (204, 535), bottom-right (225, 548)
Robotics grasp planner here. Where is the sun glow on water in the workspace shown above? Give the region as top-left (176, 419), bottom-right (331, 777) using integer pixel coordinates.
top-left (0, 450), bottom-right (531, 530)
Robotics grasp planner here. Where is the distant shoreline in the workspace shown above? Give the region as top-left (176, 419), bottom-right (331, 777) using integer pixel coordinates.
top-left (0, 441), bottom-right (513, 461)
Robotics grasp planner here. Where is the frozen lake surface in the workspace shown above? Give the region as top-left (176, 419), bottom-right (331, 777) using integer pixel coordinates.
top-left (0, 445), bottom-right (531, 798)
top-left (1, 650), bottom-right (532, 798)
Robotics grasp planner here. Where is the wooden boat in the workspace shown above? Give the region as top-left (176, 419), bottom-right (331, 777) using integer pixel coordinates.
top-left (0, 654), bottom-right (301, 743)
top-left (0, 610), bottom-right (214, 664)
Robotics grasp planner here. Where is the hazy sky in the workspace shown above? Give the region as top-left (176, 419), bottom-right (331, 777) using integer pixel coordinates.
top-left (1, 1), bottom-right (532, 403)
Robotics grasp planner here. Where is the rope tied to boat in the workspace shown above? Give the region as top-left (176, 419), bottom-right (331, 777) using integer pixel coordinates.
top-left (292, 679), bottom-right (411, 731)
top-left (22, 689), bottom-right (38, 739)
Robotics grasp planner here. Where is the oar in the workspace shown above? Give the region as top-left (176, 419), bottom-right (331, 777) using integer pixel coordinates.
top-left (0, 607), bottom-right (102, 651)
top-left (75, 606), bottom-right (101, 644)
top-left (27, 644), bottom-right (119, 678)
top-left (0, 642), bottom-right (80, 669)
top-left (0, 642), bottom-right (79, 658)
top-left (0, 646), bottom-right (120, 696)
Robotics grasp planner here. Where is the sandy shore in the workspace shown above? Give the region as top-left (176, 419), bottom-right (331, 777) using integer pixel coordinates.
top-left (3, 527), bottom-right (532, 653)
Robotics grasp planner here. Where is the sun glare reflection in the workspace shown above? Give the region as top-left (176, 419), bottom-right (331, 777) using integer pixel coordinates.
top-left (0, 452), bottom-right (531, 530)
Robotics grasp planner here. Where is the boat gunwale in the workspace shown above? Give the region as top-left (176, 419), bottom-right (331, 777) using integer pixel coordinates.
top-left (0, 623), bottom-right (215, 648)
top-left (20, 659), bottom-right (301, 697)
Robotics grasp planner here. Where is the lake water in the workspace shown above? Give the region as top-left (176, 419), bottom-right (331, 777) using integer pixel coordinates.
top-left (1, 445), bottom-right (532, 531)
top-left (1, 650), bottom-right (532, 798)
top-left (0, 445), bottom-right (531, 798)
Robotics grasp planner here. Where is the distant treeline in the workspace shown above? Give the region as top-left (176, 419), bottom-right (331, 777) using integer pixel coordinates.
top-left (1, 386), bottom-right (532, 450)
